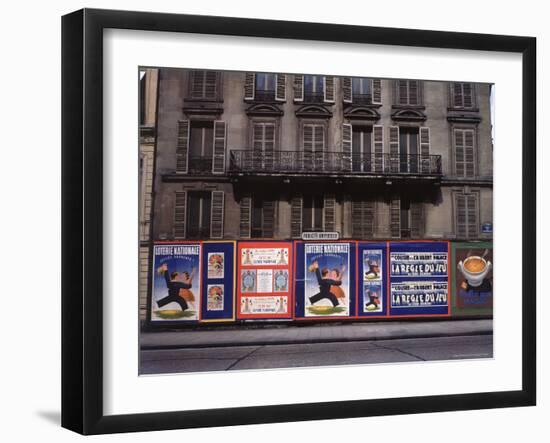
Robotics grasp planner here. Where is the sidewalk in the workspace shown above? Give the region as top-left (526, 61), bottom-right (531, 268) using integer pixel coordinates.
top-left (140, 319), bottom-right (493, 350)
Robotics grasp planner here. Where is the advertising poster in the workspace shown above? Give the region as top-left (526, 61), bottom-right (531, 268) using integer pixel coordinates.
top-left (237, 241), bottom-right (293, 319)
top-left (357, 242), bottom-right (388, 317)
top-left (150, 243), bottom-right (201, 322)
top-left (452, 242), bottom-right (493, 316)
top-left (200, 241), bottom-right (236, 322)
top-left (295, 242), bottom-right (356, 319)
top-left (389, 241), bottom-right (450, 316)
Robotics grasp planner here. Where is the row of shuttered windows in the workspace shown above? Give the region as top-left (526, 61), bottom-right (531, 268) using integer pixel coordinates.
top-left (191, 70), bottom-right (477, 109)
top-left (176, 119), bottom-right (478, 177)
top-left (173, 191), bottom-right (480, 240)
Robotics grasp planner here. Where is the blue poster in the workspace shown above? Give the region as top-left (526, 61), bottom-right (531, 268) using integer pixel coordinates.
top-left (295, 242), bottom-right (356, 318)
top-left (357, 242), bottom-right (387, 316)
top-left (200, 241), bottom-right (235, 321)
top-left (150, 243), bottom-right (201, 322)
top-left (389, 242), bottom-right (449, 316)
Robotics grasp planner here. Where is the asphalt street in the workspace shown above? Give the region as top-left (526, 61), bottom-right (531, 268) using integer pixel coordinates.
top-left (140, 334), bottom-right (492, 374)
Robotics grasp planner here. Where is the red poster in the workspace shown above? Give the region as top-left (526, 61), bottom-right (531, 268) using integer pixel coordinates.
top-left (237, 241), bottom-right (293, 319)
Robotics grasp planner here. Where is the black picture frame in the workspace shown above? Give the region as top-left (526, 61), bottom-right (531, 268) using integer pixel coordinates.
top-left (61, 8), bottom-right (536, 435)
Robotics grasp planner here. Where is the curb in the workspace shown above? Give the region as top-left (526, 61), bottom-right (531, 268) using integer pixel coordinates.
top-left (140, 329), bottom-right (493, 350)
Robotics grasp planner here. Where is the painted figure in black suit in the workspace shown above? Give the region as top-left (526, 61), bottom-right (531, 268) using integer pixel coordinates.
top-left (308, 260), bottom-right (343, 307)
top-left (156, 263), bottom-right (195, 311)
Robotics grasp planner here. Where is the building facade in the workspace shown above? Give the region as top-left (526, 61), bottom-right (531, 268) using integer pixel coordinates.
top-left (150, 68), bottom-right (493, 247)
top-left (139, 68), bottom-right (158, 320)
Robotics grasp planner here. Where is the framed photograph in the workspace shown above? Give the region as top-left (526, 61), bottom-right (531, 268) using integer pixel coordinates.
top-left (62, 8), bottom-right (536, 435)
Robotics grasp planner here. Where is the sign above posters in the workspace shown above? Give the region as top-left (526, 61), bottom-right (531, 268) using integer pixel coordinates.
top-left (389, 242), bottom-right (450, 317)
top-left (237, 241), bottom-right (293, 319)
top-left (150, 243), bottom-right (201, 322)
top-left (301, 232), bottom-right (339, 241)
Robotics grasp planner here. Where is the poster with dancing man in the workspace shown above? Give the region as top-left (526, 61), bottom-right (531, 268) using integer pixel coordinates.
top-left (304, 243), bottom-right (350, 317)
top-left (151, 243), bottom-right (201, 321)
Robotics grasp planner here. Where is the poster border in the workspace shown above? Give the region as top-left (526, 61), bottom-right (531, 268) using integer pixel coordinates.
top-left (61, 8), bottom-right (536, 434)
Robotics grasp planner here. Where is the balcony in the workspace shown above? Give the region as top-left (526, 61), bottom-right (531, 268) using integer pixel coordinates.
top-left (253, 90), bottom-right (276, 102)
top-left (229, 150), bottom-right (442, 178)
top-left (350, 94), bottom-right (373, 105)
top-left (188, 156), bottom-right (214, 175)
top-left (302, 92), bottom-right (325, 103)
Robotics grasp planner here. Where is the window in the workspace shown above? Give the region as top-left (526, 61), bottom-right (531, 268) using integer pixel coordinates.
top-left (351, 126), bottom-right (373, 172)
top-left (188, 121), bottom-right (214, 173)
top-left (240, 196), bottom-right (275, 238)
top-left (189, 70), bottom-right (219, 100)
top-left (390, 196), bottom-right (424, 238)
top-left (290, 194), bottom-right (336, 235)
top-left (176, 120), bottom-right (227, 174)
top-left (352, 78), bottom-right (371, 103)
top-left (304, 75), bottom-right (324, 102)
top-left (399, 127), bottom-right (419, 173)
top-left (302, 123), bottom-right (326, 171)
top-left (186, 192), bottom-right (212, 239)
top-left (351, 200), bottom-right (375, 238)
top-left (454, 128), bottom-right (476, 177)
top-left (302, 195), bottom-right (324, 232)
top-left (395, 80), bottom-right (422, 106)
top-left (255, 73), bottom-right (276, 101)
top-left (294, 75), bottom-right (333, 103)
top-left (455, 192), bottom-right (479, 239)
top-left (139, 70), bottom-right (146, 125)
top-left (174, 191), bottom-right (224, 239)
top-left (451, 83), bottom-right (475, 109)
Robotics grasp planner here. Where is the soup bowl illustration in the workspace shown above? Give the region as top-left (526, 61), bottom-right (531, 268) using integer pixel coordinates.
top-left (457, 255), bottom-right (492, 287)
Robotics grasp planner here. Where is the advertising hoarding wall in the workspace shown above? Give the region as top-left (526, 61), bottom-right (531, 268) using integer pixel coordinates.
top-left (357, 242), bottom-right (388, 317)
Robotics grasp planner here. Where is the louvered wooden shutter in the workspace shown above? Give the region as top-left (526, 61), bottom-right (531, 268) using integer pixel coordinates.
top-left (371, 79), bottom-right (382, 104)
top-left (324, 76), bottom-right (335, 103)
top-left (244, 72), bottom-right (255, 100)
top-left (342, 77), bottom-right (352, 103)
top-left (175, 120), bottom-right (190, 173)
top-left (253, 123), bottom-right (264, 151)
top-left (174, 191), bottom-right (187, 239)
top-left (463, 83), bottom-right (474, 108)
top-left (262, 200), bottom-right (275, 238)
top-left (210, 191), bottom-right (225, 238)
top-left (264, 123), bottom-right (275, 153)
top-left (455, 194), bottom-right (467, 238)
top-left (466, 194), bottom-right (479, 238)
top-left (294, 75), bottom-right (304, 102)
top-left (212, 120), bottom-right (226, 174)
top-left (419, 127), bottom-right (430, 173)
top-left (253, 122), bottom-right (275, 153)
top-left (352, 201), bottom-right (375, 238)
top-left (397, 80), bottom-right (408, 105)
top-left (389, 126), bottom-right (400, 172)
top-left (410, 202), bottom-right (424, 238)
top-left (342, 123), bottom-right (352, 171)
top-left (291, 196), bottom-right (303, 238)
top-left (190, 71), bottom-right (203, 98)
top-left (373, 125), bottom-right (384, 172)
top-left (275, 74), bottom-right (286, 101)
top-left (303, 125), bottom-right (313, 151)
top-left (314, 125), bottom-right (325, 152)
top-left (455, 129), bottom-right (475, 177)
top-left (409, 81), bottom-right (419, 105)
top-left (390, 196), bottom-right (401, 238)
top-left (204, 71), bottom-right (218, 99)
top-left (452, 83), bottom-right (463, 108)
top-left (324, 194), bottom-right (336, 231)
top-left (239, 195), bottom-right (252, 238)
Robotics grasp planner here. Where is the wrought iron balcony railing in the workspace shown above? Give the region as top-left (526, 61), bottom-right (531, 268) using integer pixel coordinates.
top-left (229, 150), bottom-right (442, 176)
top-left (302, 92), bottom-right (325, 103)
top-left (253, 90), bottom-right (276, 102)
top-left (188, 156), bottom-right (214, 174)
top-left (351, 93), bottom-right (373, 105)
